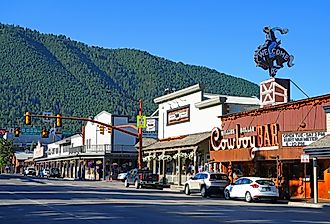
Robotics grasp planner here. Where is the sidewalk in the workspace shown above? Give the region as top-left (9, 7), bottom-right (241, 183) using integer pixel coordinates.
top-left (164, 184), bottom-right (330, 208)
top-left (288, 198), bottom-right (330, 209)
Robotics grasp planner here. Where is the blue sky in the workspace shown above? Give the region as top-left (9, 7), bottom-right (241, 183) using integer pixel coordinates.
top-left (1, 0), bottom-right (329, 100)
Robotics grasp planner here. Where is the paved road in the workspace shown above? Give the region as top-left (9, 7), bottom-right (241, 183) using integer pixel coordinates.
top-left (0, 174), bottom-right (329, 224)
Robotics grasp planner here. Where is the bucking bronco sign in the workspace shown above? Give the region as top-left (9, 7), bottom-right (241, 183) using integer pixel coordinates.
top-left (254, 26), bottom-right (294, 77)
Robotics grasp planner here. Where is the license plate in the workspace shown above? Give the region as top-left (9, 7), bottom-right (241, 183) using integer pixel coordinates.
top-left (262, 187), bottom-right (271, 191)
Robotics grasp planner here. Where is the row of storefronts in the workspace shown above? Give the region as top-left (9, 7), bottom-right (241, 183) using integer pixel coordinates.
top-left (142, 83), bottom-right (260, 185)
top-left (210, 92), bottom-right (330, 199)
top-left (141, 79), bottom-right (330, 200)
top-left (32, 112), bottom-right (138, 180)
top-left (22, 79), bottom-right (330, 200)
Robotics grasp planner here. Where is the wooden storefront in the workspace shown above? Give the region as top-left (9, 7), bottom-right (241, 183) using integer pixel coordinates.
top-left (210, 94), bottom-right (330, 199)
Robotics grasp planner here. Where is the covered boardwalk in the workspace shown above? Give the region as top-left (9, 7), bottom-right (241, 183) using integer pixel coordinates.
top-left (142, 132), bottom-right (211, 185)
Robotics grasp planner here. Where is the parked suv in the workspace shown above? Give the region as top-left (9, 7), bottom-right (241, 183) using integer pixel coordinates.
top-left (48, 168), bottom-right (61, 178)
top-left (184, 172), bottom-right (229, 197)
top-left (124, 168), bottom-right (163, 189)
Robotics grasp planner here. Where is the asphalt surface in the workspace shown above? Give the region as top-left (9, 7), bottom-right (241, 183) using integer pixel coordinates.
top-left (0, 174), bottom-right (329, 224)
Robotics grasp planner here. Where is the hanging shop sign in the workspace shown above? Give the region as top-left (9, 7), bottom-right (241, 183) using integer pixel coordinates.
top-left (282, 131), bottom-right (326, 147)
top-left (211, 123), bottom-right (279, 151)
top-left (167, 105), bottom-right (190, 125)
top-left (143, 118), bottom-right (158, 139)
top-left (146, 118), bottom-right (156, 132)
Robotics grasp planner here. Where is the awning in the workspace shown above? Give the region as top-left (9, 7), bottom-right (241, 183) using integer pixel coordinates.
top-left (304, 134), bottom-right (330, 157)
top-left (143, 132), bottom-right (210, 152)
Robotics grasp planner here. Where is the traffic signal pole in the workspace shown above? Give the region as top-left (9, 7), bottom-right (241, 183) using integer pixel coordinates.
top-left (25, 103), bottom-right (144, 169)
top-left (27, 114), bottom-right (138, 137)
top-left (138, 99), bottom-right (143, 169)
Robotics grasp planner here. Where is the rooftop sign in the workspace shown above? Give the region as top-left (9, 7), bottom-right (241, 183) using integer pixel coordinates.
top-left (254, 26), bottom-right (294, 77)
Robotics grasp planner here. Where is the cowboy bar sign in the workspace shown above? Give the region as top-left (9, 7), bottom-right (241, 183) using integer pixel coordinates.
top-left (211, 123), bottom-right (279, 151)
top-left (254, 26), bottom-right (294, 77)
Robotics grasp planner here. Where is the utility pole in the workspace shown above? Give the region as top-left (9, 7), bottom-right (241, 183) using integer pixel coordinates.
top-left (138, 99), bottom-right (143, 169)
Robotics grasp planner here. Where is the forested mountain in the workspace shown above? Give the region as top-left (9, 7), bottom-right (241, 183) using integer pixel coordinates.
top-left (0, 23), bottom-right (259, 133)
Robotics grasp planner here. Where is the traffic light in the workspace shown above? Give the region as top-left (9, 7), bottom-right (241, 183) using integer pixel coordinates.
top-left (41, 127), bottom-right (49, 138)
top-left (224, 104), bottom-right (230, 114)
top-left (25, 112), bottom-right (31, 125)
top-left (55, 114), bottom-right (62, 127)
top-left (99, 126), bottom-right (104, 135)
top-left (14, 127), bottom-right (20, 137)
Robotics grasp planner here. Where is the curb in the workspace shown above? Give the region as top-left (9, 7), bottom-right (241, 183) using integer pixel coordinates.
top-left (288, 201), bottom-right (324, 209)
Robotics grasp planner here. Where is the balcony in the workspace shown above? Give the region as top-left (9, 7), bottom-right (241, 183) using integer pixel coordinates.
top-left (67, 144), bottom-right (137, 155)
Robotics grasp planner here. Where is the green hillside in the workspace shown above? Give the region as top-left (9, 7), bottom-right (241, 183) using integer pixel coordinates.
top-left (0, 23), bottom-right (259, 133)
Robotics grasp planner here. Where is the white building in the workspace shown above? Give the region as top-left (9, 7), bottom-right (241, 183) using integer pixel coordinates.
top-left (142, 84), bottom-right (259, 185)
top-left (155, 84), bottom-right (259, 139)
top-left (34, 111), bottom-right (138, 180)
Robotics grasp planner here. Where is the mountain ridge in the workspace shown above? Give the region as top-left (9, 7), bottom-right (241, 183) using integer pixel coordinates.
top-left (0, 23), bottom-right (259, 132)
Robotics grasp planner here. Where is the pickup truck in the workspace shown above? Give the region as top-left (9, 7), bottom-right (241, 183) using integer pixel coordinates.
top-left (124, 168), bottom-right (165, 189)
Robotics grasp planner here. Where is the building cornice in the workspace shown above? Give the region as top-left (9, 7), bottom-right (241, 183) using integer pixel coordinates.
top-left (195, 96), bottom-right (226, 109)
top-left (220, 94), bottom-right (330, 122)
top-left (154, 84), bottom-right (202, 104)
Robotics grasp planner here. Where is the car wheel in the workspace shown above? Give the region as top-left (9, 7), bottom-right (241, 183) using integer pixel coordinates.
top-left (184, 185), bottom-right (191, 195)
top-left (245, 191), bottom-right (252, 202)
top-left (134, 180), bottom-right (140, 189)
top-left (124, 179), bottom-right (129, 188)
top-left (224, 190), bottom-right (230, 200)
top-left (271, 198), bottom-right (278, 203)
top-left (201, 186), bottom-right (208, 198)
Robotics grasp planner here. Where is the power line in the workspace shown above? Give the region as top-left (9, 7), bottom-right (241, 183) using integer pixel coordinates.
top-left (290, 79), bottom-right (309, 99)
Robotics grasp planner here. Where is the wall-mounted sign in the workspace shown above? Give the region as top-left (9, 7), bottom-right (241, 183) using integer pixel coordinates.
top-left (167, 105), bottom-right (190, 126)
top-left (282, 132), bottom-right (326, 147)
top-left (42, 112), bottom-right (53, 123)
top-left (301, 154), bottom-right (310, 163)
top-left (211, 123), bottom-right (279, 151)
top-left (254, 26), bottom-right (294, 77)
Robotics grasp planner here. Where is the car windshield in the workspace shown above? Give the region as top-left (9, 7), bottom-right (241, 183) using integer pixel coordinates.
top-left (256, 180), bottom-right (275, 186)
top-left (210, 174), bottom-right (228, 180)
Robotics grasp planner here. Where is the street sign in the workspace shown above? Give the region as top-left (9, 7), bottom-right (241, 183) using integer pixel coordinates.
top-left (21, 127), bottom-right (40, 135)
top-left (301, 154), bottom-right (310, 163)
top-left (42, 112), bottom-right (53, 123)
top-left (136, 115), bottom-right (147, 128)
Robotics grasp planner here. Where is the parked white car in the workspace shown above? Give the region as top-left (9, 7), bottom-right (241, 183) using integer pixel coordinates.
top-left (224, 177), bottom-right (279, 202)
top-left (184, 172), bottom-right (229, 197)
